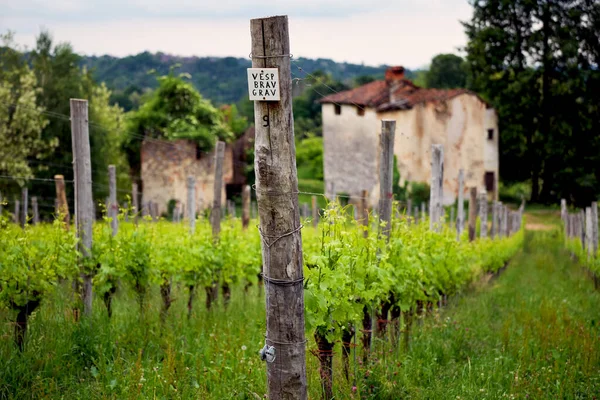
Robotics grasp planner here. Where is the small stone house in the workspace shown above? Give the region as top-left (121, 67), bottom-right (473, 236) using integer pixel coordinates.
top-left (141, 127), bottom-right (255, 215)
top-left (320, 66), bottom-right (499, 206)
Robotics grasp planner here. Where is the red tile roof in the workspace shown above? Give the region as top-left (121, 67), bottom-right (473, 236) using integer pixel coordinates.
top-left (319, 79), bottom-right (479, 112)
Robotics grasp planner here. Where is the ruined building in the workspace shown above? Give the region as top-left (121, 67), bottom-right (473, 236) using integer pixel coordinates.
top-left (320, 66), bottom-right (499, 206)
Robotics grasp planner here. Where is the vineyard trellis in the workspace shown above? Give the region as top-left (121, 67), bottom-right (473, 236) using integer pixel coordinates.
top-left (0, 14), bottom-right (531, 400)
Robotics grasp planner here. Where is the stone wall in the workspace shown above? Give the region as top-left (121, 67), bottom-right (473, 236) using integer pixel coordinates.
top-left (141, 139), bottom-right (233, 216)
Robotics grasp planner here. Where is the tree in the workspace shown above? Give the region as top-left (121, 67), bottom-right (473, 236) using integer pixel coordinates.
top-left (464, 0), bottom-right (600, 205)
top-left (0, 34), bottom-right (55, 186)
top-left (125, 70), bottom-right (234, 178)
top-left (425, 54), bottom-right (467, 89)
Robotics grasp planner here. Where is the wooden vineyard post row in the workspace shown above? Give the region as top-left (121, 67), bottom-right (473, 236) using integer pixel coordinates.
top-left (71, 98), bottom-right (94, 317)
top-left (251, 15), bottom-right (307, 400)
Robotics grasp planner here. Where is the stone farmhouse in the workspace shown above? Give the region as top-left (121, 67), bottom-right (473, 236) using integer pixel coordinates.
top-left (140, 127), bottom-right (254, 216)
top-left (320, 66), bottom-right (499, 206)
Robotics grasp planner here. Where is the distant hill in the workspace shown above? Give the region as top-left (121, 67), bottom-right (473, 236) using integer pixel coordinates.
top-left (81, 52), bottom-right (417, 110)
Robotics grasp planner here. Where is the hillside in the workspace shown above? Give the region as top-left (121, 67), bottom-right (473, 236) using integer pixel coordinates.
top-left (81, 52), bottom-right (416, 109)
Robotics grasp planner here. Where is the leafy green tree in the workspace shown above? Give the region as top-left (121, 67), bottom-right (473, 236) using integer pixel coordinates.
top-left (0, 34), bottom-right (55, 186)
top-left (425, 54), bottom-right (467, 89)
top-left (464, 0), bottom-right (600, 205)
top-left (125, 70), bottom-right (234, 178)
top-left (88, 83), bottom-right (130, 200)
top-left (296, 136), bottom-right (324, 180)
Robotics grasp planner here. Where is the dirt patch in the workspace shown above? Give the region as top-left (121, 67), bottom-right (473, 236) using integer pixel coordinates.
top-left (525, 223), bottom-right (555, 231)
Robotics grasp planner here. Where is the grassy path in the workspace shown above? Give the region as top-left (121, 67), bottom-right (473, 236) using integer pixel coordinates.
top-left (382, 230), bottom-right (600, 399)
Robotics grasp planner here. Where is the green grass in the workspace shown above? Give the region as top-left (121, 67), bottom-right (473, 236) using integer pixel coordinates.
top-left (1, 230), bottom-right (599, 399)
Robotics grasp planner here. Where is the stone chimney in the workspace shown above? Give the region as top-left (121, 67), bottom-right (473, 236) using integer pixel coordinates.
top-left (386, 66), bottom-right (406, 104)
top-left (385, 66), bottom-right (405, 82)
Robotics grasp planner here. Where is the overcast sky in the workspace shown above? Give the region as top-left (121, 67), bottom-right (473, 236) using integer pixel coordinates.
top-left (0, 0), bottom-right (473, 68)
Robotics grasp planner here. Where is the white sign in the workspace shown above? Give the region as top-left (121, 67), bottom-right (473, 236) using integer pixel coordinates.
top-left (247, 68), bottom-right (280, 101)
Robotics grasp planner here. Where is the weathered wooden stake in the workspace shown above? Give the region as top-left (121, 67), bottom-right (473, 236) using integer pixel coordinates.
top-left (71, 98), bottom-right (94, 316)
top-left (187, 176), bottom-right (196, 234)
top-left (55, 175), bottom-right (70, 226)
top-left (379, 120), bottom-right (395, 239)
top-left (14, 200), bottom-right (20, 225)
top-left (468, 187), bottom-right (477, 241)
top-left (479, 191), bottom-right (487, 238)
top-left (212, 141), bottom-right (225, 237)
top-left (132, 182), bottom-right (139, 225)
top-left (560, 199), bottom-right (567, 224)
top-left (21, 187), bottom-right (28, 228)
top-left (491, 201), bottom-right (498, 239)
top-left (457, 170), bottom-right (465, 239)
top-left (242, 184), bottom-right (251, 229)
top-left (421, 202), bottom-right (426, 222)
top-left (592, 202), bottom-right (598, 256)
top-left (360, 190), bottom-right (369, 237)
top-left (586, 207), bottom-right (593, 259)
top-left (251, 15), bottom-right (307, 399)
top-left (429, 144), bottom-right (443, 232)
top-left (108, 165), bottom-right (118, 235)
top-left (579, 209), bottom-right (586, 250)
top-left (31, 197), bottom-right (39, 225)
top-left (413, 205), bottom-right (419, 224)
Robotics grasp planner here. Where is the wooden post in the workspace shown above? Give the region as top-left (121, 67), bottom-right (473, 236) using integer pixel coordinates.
top-left (251, 15), bottom-right (306, 399)
top-left (14, 200), bottom-right (20, 225)
top-left (242, 184), bottom-right (251, 229)
top-left (456, 170), bottom-right (464, 239)
top-left (32, 197), bottom-right (39, 225)
top-left (421, 202), bottom-right (426, 222)
top-left (429, 144), bottom-right (443, 232)
top-left (379, 120), bottom-right (395, 239)
top-left (449, 206), bottom-right (455, 226)
top-left (122, 201), bottom-right (129, 222)
top-left (413, 205), bottom-right (419, 224)
top-left (503, 206), bottom-right (509, 238)
top-left (21, 187), bottom-right (28, 228)
top-left (479, 191), bottom-right (487, 238)
top-left (586, 207), bottom-right (592, 258)
top-left (187, 176), bottom-right (196, 234)
top-left (560, 199), bottom-right (567, 224)
top-left (491, 201), bottom-right (498, 239)
top-left (132, 182), bottom-right (139, 225)
top-left (311, 195), bottom-right (318, 228)
top-left (592, 202), bottom-right (598, 256)
top-left (468, 187), bottom-right (477, 241)
top-left (71, 98), bottom-right (94, 316)
top-left (54, 175), bottom-right (70, 226)
top-left (579, 209), bottom-right (586, 250)
top-left (406, 198), bottom-right (412, 219)
top-left (108, 165), bottom-right (118, 236)
top-left (211, 141), bottom-right (225, 238)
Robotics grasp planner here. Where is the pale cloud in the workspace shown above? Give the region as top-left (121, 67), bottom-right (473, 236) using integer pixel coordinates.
top-left (0, 0), bottom-right (472, 68)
